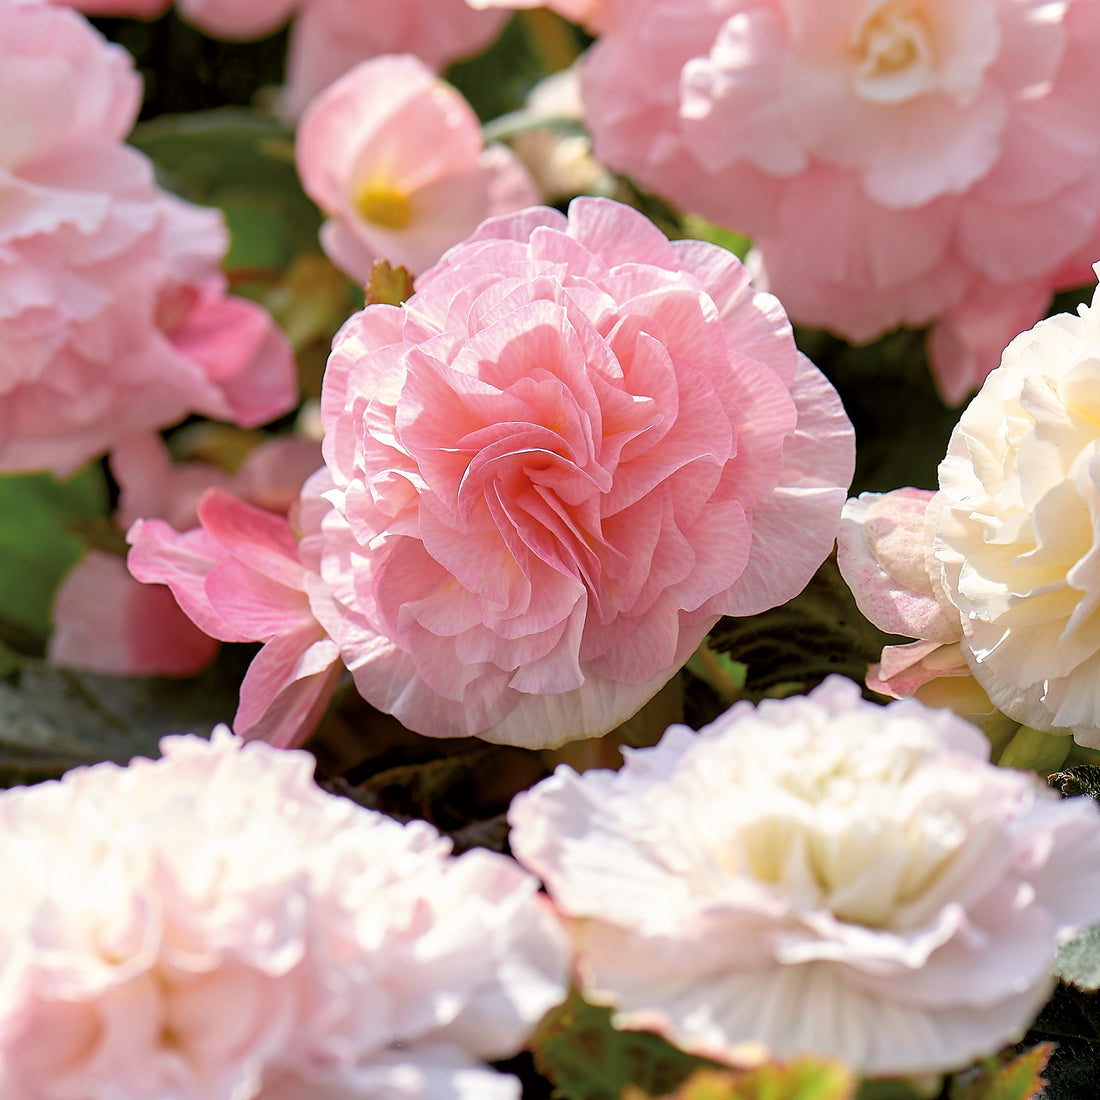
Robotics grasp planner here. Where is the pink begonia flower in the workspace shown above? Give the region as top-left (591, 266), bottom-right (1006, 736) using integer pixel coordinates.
top-left (127, 483), bottom-right (342, 747)
top-left (296, 55), bottom-right (539, 284)
top-left (836, 487), bottom-right (1009, 733)
top-left (307, 197), bottom-right (854, 747)
top-left (49, 433), bottom-right (321, 678)
top-left (581, 0), bottom-right (1100, 401)
top-left (509, 676), bottom-right (1100, 1076)
top-left (0, 729), bottom-right (569, 1099)
top-left (0, 0), bottom-right (298, 474)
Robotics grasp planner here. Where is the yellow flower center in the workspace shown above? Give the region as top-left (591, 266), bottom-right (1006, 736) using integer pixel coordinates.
top-left (355, 182), bottom-right (413, 230)
top-left (853, 1), bottom-right (935, 102)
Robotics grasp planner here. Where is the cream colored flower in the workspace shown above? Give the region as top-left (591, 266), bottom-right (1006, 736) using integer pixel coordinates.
top-left (932, 264), bottom-right (1100, 743)
top-left (508, 677), bottom-right (1100, 1076)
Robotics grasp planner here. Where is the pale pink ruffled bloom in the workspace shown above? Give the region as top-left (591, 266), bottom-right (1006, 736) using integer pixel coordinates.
top-left (0, 729), bottom-right (569, 1099)
top-left (49, 433), bottom-right (321, 678)
top-left (308, 197), bottom-right (854, 747)
top-left (296, 55), bottom-right (538, 284)
top-left (0, 0), bottom-right (298, 474)
top-left (582, 0), bottom-right (1100, 401)
top-left (509, 676), bottom-right (1100, 1076)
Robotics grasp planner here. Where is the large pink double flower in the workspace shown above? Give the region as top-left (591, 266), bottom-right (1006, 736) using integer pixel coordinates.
top-left (305, 198), bottom-right (854, 746)
top-left (582, 0), bottom-right (1100, 400)
top-left (130, 199), bottom-right (853, 748)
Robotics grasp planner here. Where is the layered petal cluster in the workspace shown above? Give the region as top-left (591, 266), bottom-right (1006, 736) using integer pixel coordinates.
top-left (840, 268), bottom-right (1100, 746)
top-left (0, 0), bottom-right (297, 474)
top-left (930, 267), bottom-right (1100, 743)
top-left (0, 729), bottom-right (569, 1099)
top-left (308, 197), bottom-right (854, 747)
top-left (582, 0), bottom-right (1100, 400)
top-left (127, 483), bottom-right (341, 746)
top-left (296, 55), bottom-right (538, 284)
top-left (50, 433), bottom-right (321, 679)
top-left (509, 676), bottom-right (1100, 1076)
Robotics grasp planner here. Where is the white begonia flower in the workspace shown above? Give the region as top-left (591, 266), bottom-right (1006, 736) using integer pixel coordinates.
top-left (932, 263), bottom-right (1100, 743)
top-left (508, 677), bottom-right (1100, 1076)
top-left (0, 728), bottom-right (569, 1099)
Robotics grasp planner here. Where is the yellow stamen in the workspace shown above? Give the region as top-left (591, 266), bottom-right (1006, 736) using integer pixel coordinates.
top-left (355, 183), bottom-right (412, 230)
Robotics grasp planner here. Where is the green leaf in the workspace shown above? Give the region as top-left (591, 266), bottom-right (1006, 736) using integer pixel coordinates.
top-left (950, 1044), bottom-right (1052, 1100)
top-left (1047, 763), bottom-right (1100, 801)
top-left (532, 989), bottom-right (720, 1100)
top-left (1054, 925), bottom-right (1100, 991)
top-left (129, 107), bottom-right (322, 270)
top-left (0, 466), bottom-right (109, 649)
top-left (706, 554), bottom-right (900, 700)
top-left (0, 651), bottom-right (250, 787)
top-left (628, 1061), bottom-right (856, 1100)
top-left (797, 327), bottom-right (958, 496)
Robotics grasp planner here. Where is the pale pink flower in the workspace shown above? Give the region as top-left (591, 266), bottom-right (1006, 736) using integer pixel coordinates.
top-left (308, 197), bottom-right (854, 747)
top-left (0, 0), bottom-right (298, 474)
top-left (836, 487), bottom-right (1008, 732)
top-left (509, 676), bottom-right (1100, 1076)
top-left (281, 0), bottom-right (507, 118)
top-left (49, 433), bottom-right (321, 678)
top-left (296, 55), bottom-right (538, 284)
top-left (0, 729), bottom-right (569, 1099)
top-left (127, 482), bottom-right (341, 747)
top-left (582, 0), bottom-right (1100, 400)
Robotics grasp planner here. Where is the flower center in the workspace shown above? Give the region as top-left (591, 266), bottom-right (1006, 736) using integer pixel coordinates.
top-left (707, 741), bottom-right (968, 928)
top-left (853, 1), bottom-right (935, 103)
top-left (355, 182), bottom-right (413, 230)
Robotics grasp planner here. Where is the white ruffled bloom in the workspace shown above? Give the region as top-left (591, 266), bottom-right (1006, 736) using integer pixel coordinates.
top-left (508, 677), bottom-right (1100, 1076)
top-left (932, 265), bottom-right (1100, 743)
top-left (0, 729), bottom-right (568, 1099)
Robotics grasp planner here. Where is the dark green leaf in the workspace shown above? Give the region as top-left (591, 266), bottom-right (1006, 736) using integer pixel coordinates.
top-left (0, 651), bottom-right (250, 787)
top-left (0, 466), bottom-right (109, 649)
top-left (129, 107), bottom-right (322, 269)
top-left (1054, 926), bottom-right (1100, 991)
top-left (798, 327), bottom-right (958, 496)
top-left (707, 554), bottom-right (901, 699)
top-left (951, 1044), bottom-right (1052, 1100)
top-left (629, 1061), bottom-right (856, 1100)
top-left (532, 989), bottom-right (719, 1100)
top-left (1047, 764), bottom-right (1100, 801)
